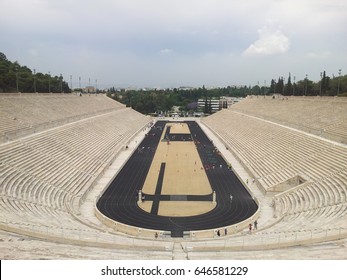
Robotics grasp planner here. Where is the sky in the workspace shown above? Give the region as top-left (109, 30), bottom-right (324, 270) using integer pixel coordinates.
top-left (1, 0), bottom-right (346, 89)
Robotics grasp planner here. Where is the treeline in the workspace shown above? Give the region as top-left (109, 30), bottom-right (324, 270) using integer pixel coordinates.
top-left (2, 52), bottom-right (346, 115)
top-left (266, 72), bottom-right (346, 97)
top-left (108, 71), bottom-right (346, 114)
top-left (107, 85), bottom-right (249, 114)
top-left (0, 52), bottom-right (70, 93)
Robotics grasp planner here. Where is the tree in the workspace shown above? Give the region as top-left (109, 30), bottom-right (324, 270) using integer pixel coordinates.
top-left (270, 79), bottom-right (276, 94)
top-left (187, 102), bottom-right (198, 111)
top-left (0, 52), bottom-right (7, 61)
top-left (285, 73), bottom-right (292, 96)
top-left (275, 77), bottom-right (284, 94)
top-left (321, 71), bottom-right (330, 95)
top-left (0, 52), bottom-right (70, 93)
top-left (208, 97), bottom-right (212, 114)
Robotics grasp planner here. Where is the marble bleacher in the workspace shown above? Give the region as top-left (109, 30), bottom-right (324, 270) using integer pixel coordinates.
top-left (1, 93), bottom-right (346, 259)
top-left (203, 109), bottom-right (347, 192)
top-left (231, 95), bottom-right (347, 144)
top-left (201, 98), bottom-right (347, 249)
top-left (0, 94), bottom-right (176, 253)
top-left (0, 93), bottom-right (124, 143)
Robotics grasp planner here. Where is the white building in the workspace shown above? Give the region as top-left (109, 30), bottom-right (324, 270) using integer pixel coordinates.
top-left (197, 98), bottom-right (220, 113)
top-left (197, 97), bottom-right (243, 112)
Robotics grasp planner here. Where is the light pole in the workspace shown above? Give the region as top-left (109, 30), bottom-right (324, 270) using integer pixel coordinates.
top-left (305, 74), bottom-right (308, 96)
top-left (70, 75), bottom-right (72, 92)
top-left (293, 76), bottom-right (295, 95)
top-left (95, 79), bottom-right (98, 94)
top-left (33, 69), bottom-right (36, 93)
top-left (60, 73), bottom-right (63, 93)
top-left (48, 71), bottom-right (51, 93)
top-left (337, 69), bottom-right (342, 95)
top-left (320, 72), bottom-right (322, 96)
top-left (282, 77), bottom-right (285, 95)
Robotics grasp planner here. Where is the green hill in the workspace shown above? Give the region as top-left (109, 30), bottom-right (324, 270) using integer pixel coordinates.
top-left (0, 52), bottom-right (70, 93)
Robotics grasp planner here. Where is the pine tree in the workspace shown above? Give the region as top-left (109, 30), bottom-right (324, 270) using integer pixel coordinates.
top-left (270, 79), bottom-right (276, 94)
top-left (321, 71), bottom-right (330, 95)
top-left (275, 77), bottom-right (284, 94)
top-left (285, 73), bottom-right (292, 96)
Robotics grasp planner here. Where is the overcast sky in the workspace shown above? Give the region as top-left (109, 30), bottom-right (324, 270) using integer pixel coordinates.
top-left (1, 0), bottom-right (346, 88)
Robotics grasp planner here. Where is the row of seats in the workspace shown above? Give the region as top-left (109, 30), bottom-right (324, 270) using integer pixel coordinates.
top-left (231, 96), bottom-right (347, 144)
top-left (276, 171), bottom-right (347, 216)
top-left (0, 103), bottom-right (167, 248)
top-left (0, 94), bottom-right (125, 143)
top-left (202, 106), bottom-right (347, 238)
top-left (0, 93), bottom-right (345, 256)
top-left (203, 110), bottom-right (347, 191)
top-left (0, 108), bottom-right (148, 202)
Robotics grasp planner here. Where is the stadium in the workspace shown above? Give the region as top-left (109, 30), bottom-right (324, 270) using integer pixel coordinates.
top-left (0, 93), bottom-right (346, 259)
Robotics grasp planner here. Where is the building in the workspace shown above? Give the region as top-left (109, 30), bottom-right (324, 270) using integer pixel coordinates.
top-left (83, 86), bottom-right (96, 93)
top-left (197, 98), bottom-right (220, 113)
top-left (219, 96), bottom-right (243, 108)
top-left (198, 97), bottom-right (244, 113)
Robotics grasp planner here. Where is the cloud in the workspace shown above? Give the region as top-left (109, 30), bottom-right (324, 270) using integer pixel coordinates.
top-left (243, 27), bottom-right (290, 56)
top-left (1, 0), bottom-right (346, 88)
top-left (159, 48), bottom-right (173, 54)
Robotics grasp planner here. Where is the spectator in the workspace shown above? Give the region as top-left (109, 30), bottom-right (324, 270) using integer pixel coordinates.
top-left (254, 220), bottom-right (258, 230)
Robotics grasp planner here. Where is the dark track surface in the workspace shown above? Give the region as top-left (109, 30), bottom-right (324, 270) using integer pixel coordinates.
top-left (97, 121), bottom-right (258, 237)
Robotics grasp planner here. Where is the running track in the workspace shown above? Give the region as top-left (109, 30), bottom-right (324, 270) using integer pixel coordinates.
top-left (97, 121), bottom-right (258, 237)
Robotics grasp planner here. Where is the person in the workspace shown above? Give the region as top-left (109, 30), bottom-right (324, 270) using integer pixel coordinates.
top-left (248, 223), bottom-right (252, 233)
top-left (155, 232), bottom-right (158, 239)
top-left (230, 194), bottom-right (233, 203)
top-left (217, 230), bottom-right (221, 237)
top-left (224, 228), bottom-right (228, 236)
top-left (254, 220), bottom-right (258, 230)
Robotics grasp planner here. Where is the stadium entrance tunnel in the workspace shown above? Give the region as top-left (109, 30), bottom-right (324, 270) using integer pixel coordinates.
top-left (96, 120), bottom-right (258, 238)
